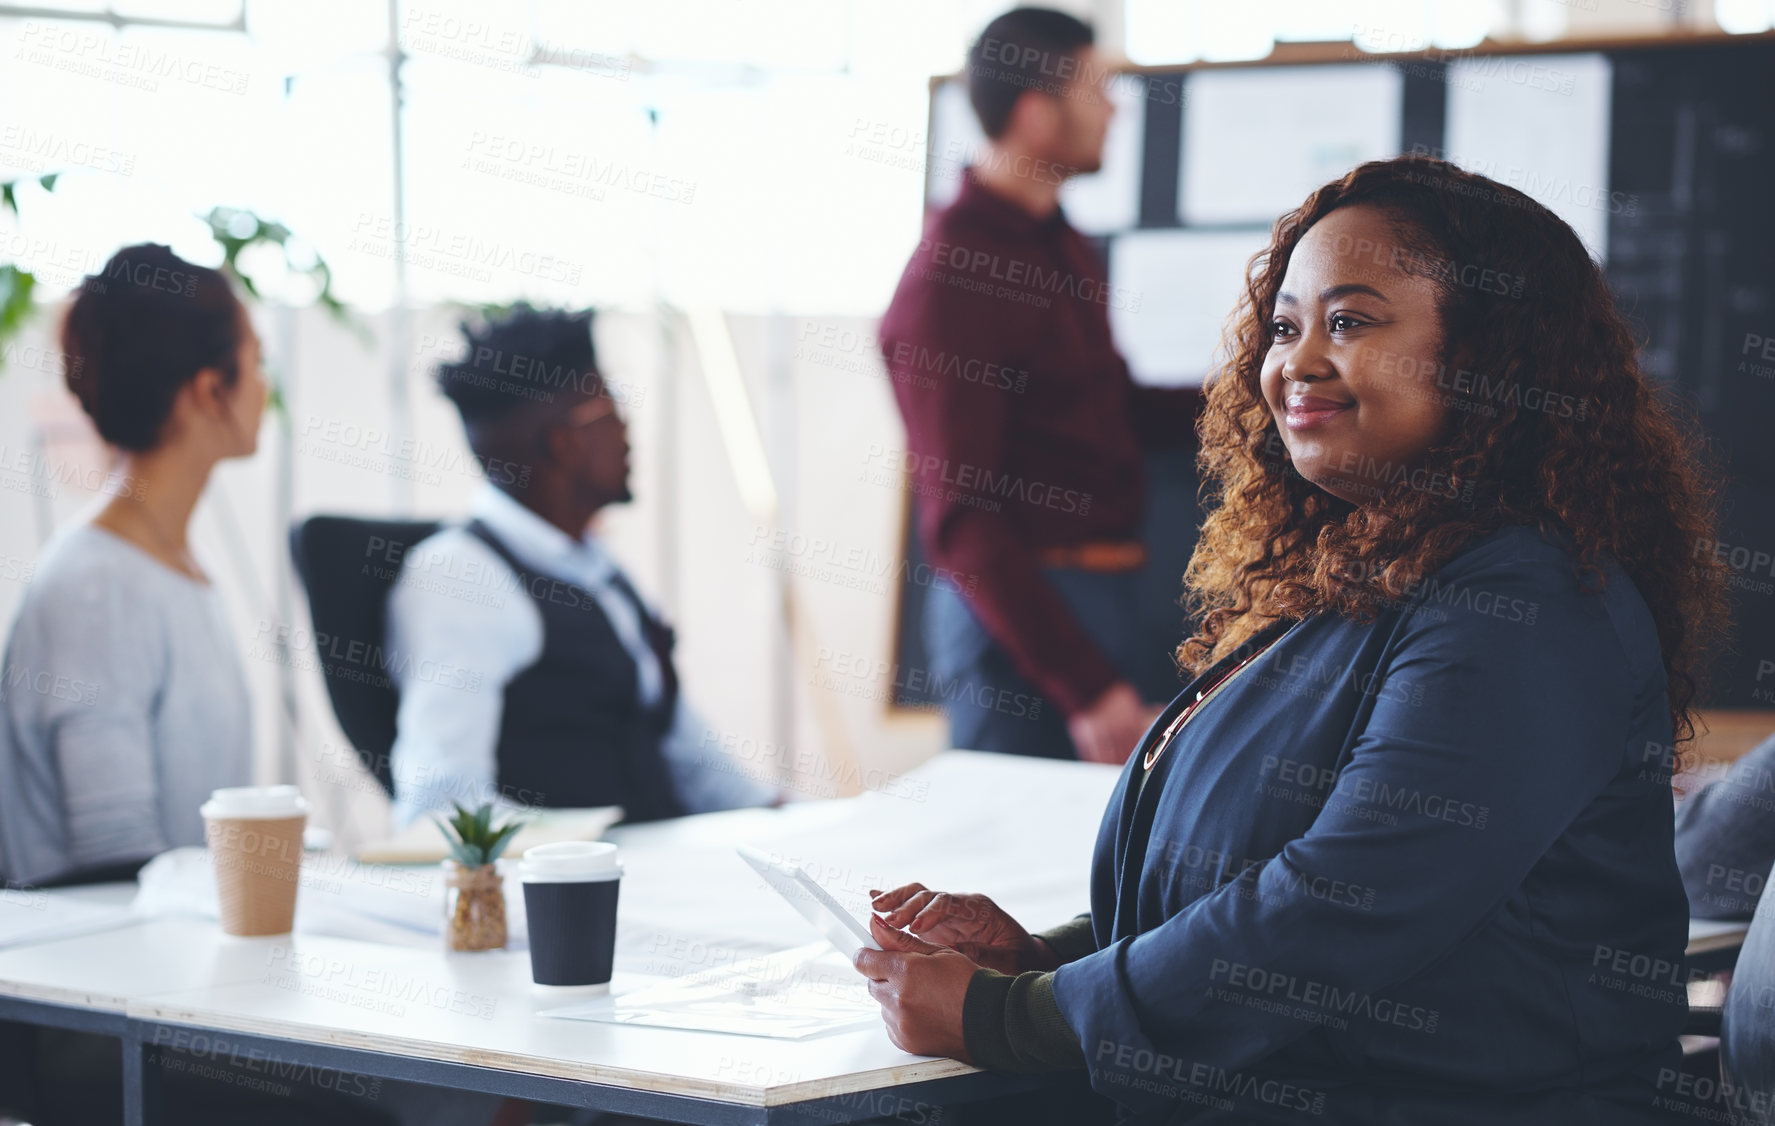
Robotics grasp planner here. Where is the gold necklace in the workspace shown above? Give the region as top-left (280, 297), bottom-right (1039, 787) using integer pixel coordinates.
top-left (120, 494), bottom-right (204, 582)
top-left (1142, 644), bottom-right (1269, 771)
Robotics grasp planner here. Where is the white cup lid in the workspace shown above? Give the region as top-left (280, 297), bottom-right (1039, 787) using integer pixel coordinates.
top-left (201, 785), bottom-right (308, 820)
top-left (520, 841), bottom-right (620, 882)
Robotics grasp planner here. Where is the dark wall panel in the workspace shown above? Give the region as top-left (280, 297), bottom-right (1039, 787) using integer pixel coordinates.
top-left (1608, 41), bottom-right (1775, 707)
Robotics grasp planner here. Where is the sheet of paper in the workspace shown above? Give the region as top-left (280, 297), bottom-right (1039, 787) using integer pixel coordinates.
top-left (542, 942), bottom-right (879, 1040)
top-left (926, 74), bottom-right (1144, 235)
top-left (1180, 64), bottom-right (1402, 226)
top-left (1443, 53), bottom-right (1613, 261)
top-left (133, 846), bottom-right (533, 949)
top-left (0, 888), bottom-right (138, 949)
top-left (1110, 227), bottom-right (1273, 386)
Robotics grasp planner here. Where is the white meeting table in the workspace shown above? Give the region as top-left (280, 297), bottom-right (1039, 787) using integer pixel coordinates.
top-left (0, 750), bottom-right (1747, 1124)
top-left (0, 751), bottom-right (1118, 1125)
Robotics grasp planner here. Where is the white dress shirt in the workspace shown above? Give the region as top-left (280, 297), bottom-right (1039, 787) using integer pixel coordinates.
top-left (384, 483), bottom-right (774, 827)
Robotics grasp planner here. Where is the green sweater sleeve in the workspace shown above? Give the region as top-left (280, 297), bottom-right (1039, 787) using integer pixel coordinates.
top-left (1035, 913), bottom-right (1097, 963)
top-left (958, 914), bottom-right (1095, 1073)
top-left (962, 969), bottom-right (1086, 1073)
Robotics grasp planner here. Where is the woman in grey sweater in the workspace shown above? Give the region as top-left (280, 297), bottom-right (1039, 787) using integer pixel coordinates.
top-left (0, 243), bottom-right (266, 888)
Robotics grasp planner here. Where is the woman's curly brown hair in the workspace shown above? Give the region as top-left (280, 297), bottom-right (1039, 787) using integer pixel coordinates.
top-left (1180, 155), bottom-right (1730, 750)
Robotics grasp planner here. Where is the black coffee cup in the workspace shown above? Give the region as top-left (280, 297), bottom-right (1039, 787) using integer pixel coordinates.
top-left (519, 842), bottom-right (621, 992)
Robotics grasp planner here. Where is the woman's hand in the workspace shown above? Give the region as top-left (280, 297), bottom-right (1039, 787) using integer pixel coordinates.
top-left (869, 883), bottom-right (1059, 975)
top-left (853, 915), bottom-right (979, 1062)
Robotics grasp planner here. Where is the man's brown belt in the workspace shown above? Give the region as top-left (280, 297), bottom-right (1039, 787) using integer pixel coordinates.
top-left (1036, 541), bottom-right (1147, 572)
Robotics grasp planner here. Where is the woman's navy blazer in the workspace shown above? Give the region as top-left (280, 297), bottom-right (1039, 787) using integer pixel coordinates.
top-left (1052, 524), bottom-right (1690, 1124)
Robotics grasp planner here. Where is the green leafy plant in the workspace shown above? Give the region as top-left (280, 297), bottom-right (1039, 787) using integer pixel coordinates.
top-left (0, 183), bottom-right (365, 373)
top-left (0, 174), bottom-right (55, 350)
top-left (200, 206), bottom-right (363, 341)
top-left (0, 171), bottom-right (56, 216)
top-left (434, 802), bottom-right (524, 868)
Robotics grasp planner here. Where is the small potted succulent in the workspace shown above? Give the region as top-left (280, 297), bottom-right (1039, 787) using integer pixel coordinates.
top-left (436, 802), bottom-right (523, 952)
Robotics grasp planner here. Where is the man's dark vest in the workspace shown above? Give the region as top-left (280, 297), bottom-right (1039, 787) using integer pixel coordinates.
top-left (464, 520), bottom-right (685, 823)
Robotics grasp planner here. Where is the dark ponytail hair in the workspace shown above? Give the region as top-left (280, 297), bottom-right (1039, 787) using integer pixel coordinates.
top-left (61, 243), bottom-right (244, 451)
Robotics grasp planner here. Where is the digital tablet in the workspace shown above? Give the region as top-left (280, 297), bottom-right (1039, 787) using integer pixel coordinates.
top-left (737, 845), bottom-right (882, 955)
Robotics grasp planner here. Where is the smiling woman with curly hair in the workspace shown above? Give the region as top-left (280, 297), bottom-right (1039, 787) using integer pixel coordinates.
top-left (855, 155), bottom-right (1733, 1124)
top-left (1181, 158), bottom-right (1729, 751)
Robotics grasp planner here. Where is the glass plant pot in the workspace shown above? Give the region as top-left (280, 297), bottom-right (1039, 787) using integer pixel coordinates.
top-left (443, 859), bottom-right (507, 952)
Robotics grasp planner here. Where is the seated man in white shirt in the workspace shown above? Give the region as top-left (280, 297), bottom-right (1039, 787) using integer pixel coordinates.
top-left (384, 306), bottom-right (775, 828)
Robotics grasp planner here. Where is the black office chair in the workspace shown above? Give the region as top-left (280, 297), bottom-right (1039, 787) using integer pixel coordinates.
top-left (289, 516), bottom-right (441, 797)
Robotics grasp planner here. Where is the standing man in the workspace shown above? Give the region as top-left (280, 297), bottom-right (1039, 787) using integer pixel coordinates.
top-left (879, 8), bottom-right (1203, 764)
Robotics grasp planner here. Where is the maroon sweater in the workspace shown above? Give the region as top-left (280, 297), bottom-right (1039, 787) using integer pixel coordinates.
top-left (878, 171), bottom-right (1202, 717)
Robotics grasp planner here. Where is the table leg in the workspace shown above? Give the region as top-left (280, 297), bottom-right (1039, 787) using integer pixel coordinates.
top-left (121, 1033), bottom-right (163, 1126)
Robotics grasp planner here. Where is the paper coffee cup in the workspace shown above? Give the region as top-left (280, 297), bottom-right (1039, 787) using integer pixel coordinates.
top-left (520, 842), bottom-right (620, 991)
top-left (201, 786), bottom-right (308, 937)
